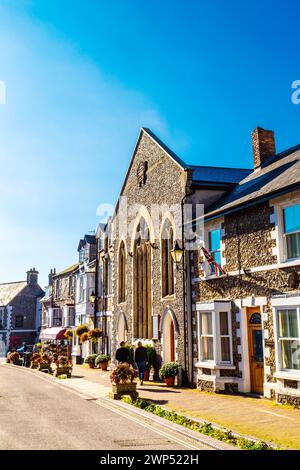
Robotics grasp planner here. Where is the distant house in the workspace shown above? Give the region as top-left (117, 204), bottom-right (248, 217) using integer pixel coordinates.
top-left (72, 234), bottom-right (97, 362)
top-left (40, 264), bottom-right (78, 343)
top-left (0, 268), bottom-right (44, 355)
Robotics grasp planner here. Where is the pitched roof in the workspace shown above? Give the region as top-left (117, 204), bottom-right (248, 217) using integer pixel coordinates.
top-left (204, 144), bottom-right (300, 220)
top-left (0, 281), bottom-right (27, 306)
top-left (55, 263), bottom-right (79, 277)
top-left (77, 234), bottom-right (96, 251)
top-left (188, 165), bottom-right (251, 186)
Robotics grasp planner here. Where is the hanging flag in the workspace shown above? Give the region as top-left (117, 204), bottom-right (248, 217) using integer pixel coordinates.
top-left (201, 246), bottom-right (226, 276)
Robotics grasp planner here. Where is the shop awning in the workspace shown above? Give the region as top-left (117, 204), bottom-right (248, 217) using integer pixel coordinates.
top-left (40, 327), bottom-right (67, 341)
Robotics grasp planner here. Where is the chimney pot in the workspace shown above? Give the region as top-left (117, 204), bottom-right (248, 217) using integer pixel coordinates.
top-left (27, 268), bottom-right (38, 286)
top-left (251, 127), bottom-right (276, 169)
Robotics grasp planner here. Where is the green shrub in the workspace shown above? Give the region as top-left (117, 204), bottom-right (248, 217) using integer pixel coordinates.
top-left (84, 354), bottom-right (98, 365)
top-left (159, 362), bottom-right (178, 379)
top-left (95, 354), bottom-right (111, 367)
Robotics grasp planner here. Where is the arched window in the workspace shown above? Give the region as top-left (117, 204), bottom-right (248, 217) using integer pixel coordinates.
top-left (118, 241), bottom-right (126, 303)
top-left (133, 218), bottom-right (152, 338)
top-left (162, 221), bottom-right (174, 297)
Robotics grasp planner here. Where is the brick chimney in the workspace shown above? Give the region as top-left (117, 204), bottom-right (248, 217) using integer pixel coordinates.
top-left (48, 268), bottom-right (56, 286)
top-left (251, 127), bottom-right (276, 169)
top-left (27, 268), bottom-right (39, 286)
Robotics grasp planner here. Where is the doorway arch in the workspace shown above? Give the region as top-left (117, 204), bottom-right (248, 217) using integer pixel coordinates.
top-left (116, 312), bottom-right (128, 344)
top-left (160, 308), bottom-right (179, 363)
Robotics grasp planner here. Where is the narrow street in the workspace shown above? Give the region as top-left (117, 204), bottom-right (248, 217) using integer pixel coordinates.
top-left (0, 365), bottom-right (216, 451)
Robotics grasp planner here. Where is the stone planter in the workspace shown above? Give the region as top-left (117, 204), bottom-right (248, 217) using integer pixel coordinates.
top-left (54, 366), bottom-right (72, 378)
top-left (38, 362), bottom-right (52, 373)
top-left (100, 361), bottom-right (108, 371)
top-left (164, 376), bottom-right (175, 387)
top-left (109, 382), bottom-right (138, 400)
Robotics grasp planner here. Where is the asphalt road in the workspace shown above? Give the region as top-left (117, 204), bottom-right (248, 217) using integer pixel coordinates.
top-left (0, 364), bottom-right (211, 450)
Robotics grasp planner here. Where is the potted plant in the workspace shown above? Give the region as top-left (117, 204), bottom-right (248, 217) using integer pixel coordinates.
top-left (109, 363), bottom-right (138, 400)
top-left (95, 354), bottom-right (111, 371)
top-left (64, 329), bottom-right (73, 341)
top-left (84, 354), bottom-right (98, 368)
top-left (7, 351), bottom-right (22, 365)
top-left (80, 332), bottom-right (90, 344)
top-left (88, 328), bottom-right (102, 341)
top-left (30, 352), bottom-right (42, 369)
top-left (75, 324), bottom-right (89, 337)
top-left (159, 362), bottom-right (178, 387)
top-left (37, 353), bottom-right (52, 373)
top-left (54, 355), bottom-right (72, 378)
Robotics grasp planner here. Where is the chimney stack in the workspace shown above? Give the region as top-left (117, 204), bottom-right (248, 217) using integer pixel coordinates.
top-left (48, 268), bottom-right (56, 286)
top-left (27, 268), bottom-right (39, 286)
top-left (251, 127), bottom-right (276, 169)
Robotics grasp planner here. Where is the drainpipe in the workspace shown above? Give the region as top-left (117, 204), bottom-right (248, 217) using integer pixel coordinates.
top-left (181, 178), bottom-right (195, 387)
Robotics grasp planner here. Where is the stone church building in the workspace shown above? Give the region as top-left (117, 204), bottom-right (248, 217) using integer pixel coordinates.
top-left (106, 127), bottom-right (250, 384)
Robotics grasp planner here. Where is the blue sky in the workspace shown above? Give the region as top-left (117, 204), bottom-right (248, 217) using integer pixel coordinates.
top-left (0, 0), bottom-right (299, 286)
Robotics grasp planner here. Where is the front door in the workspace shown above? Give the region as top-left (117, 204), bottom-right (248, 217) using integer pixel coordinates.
top-left (247, 308), bottom-right (264, 394)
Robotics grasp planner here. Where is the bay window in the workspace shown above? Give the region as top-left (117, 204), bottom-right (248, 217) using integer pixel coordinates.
top-left (283, 203), bottom-right (300, 260)
top-left (220, 311), bottom-right (231, 362)
top-left (197, 302), bottom-right (232, 365)
top-left (200, 312), bottom-right (214, 361)
top-left (276, 308), bottom-right (300, 371)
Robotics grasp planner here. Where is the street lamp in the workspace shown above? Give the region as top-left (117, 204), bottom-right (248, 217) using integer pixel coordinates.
top-left (89, 291), bottom-right (96, 304)
top-left (170, 240), bottom-right (184, 268)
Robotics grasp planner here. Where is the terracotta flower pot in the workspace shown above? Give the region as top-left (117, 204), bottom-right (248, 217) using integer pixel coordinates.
top-left (88, 363), bottom-right (95, 369)
top-left (100, 361), bottom-right (108, 371)
top-left (143, 369), bottom-right (150, 381)
top-left (164, 376), bottom-right (175, 387)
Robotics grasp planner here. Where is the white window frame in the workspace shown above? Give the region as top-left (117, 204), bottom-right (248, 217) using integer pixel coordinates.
top-left (273, 198), bottom-right (300, 263)
top-left (203, 221), bottom-right (224, 278)
top-left (272, 299), bottom-right (300, 374)
top-left (197, 301), bottom-right (233, 366)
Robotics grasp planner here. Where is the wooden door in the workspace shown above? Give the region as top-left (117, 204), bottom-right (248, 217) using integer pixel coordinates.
top-left (247, 308), bottom-right (264, 394)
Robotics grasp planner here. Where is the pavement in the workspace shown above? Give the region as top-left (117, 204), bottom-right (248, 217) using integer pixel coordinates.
top-left (0, 363), bottom-right (234, 450)
top-left (70, 364), bottom-right (300, 450)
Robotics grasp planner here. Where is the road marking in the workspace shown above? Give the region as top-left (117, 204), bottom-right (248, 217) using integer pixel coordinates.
top-left (95, 398), bottom-right (202, 450)
top-left (258, 409), bottom-right (295, 421)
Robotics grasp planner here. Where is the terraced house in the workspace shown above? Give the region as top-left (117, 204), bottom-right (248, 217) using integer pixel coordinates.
top-left (40, 264), bottom-right (77, 344)
top-left (192, 127), bottom-right (300, 406)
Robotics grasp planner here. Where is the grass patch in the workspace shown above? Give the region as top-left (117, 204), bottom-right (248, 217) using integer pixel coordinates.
top-left (121, 397), bottom-right (278, 450)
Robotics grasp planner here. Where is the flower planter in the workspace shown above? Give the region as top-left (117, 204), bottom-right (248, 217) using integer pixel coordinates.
top-left (30, 362), bottom-right (39, 369)
top-left (88, 363), bottom-right (95, 369)
top-left (164, 376), bottom-right (175, 387)
top-left (143, 369), bottom-right (150, 381)
top-left (54, 366), bottom-right (72, 378)
top-left (109, 382), bottom-right (138, 400)
top-left (100, 361), bottom-right (108, 371)
top-left (38, 362), bottom-right (52, 373)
